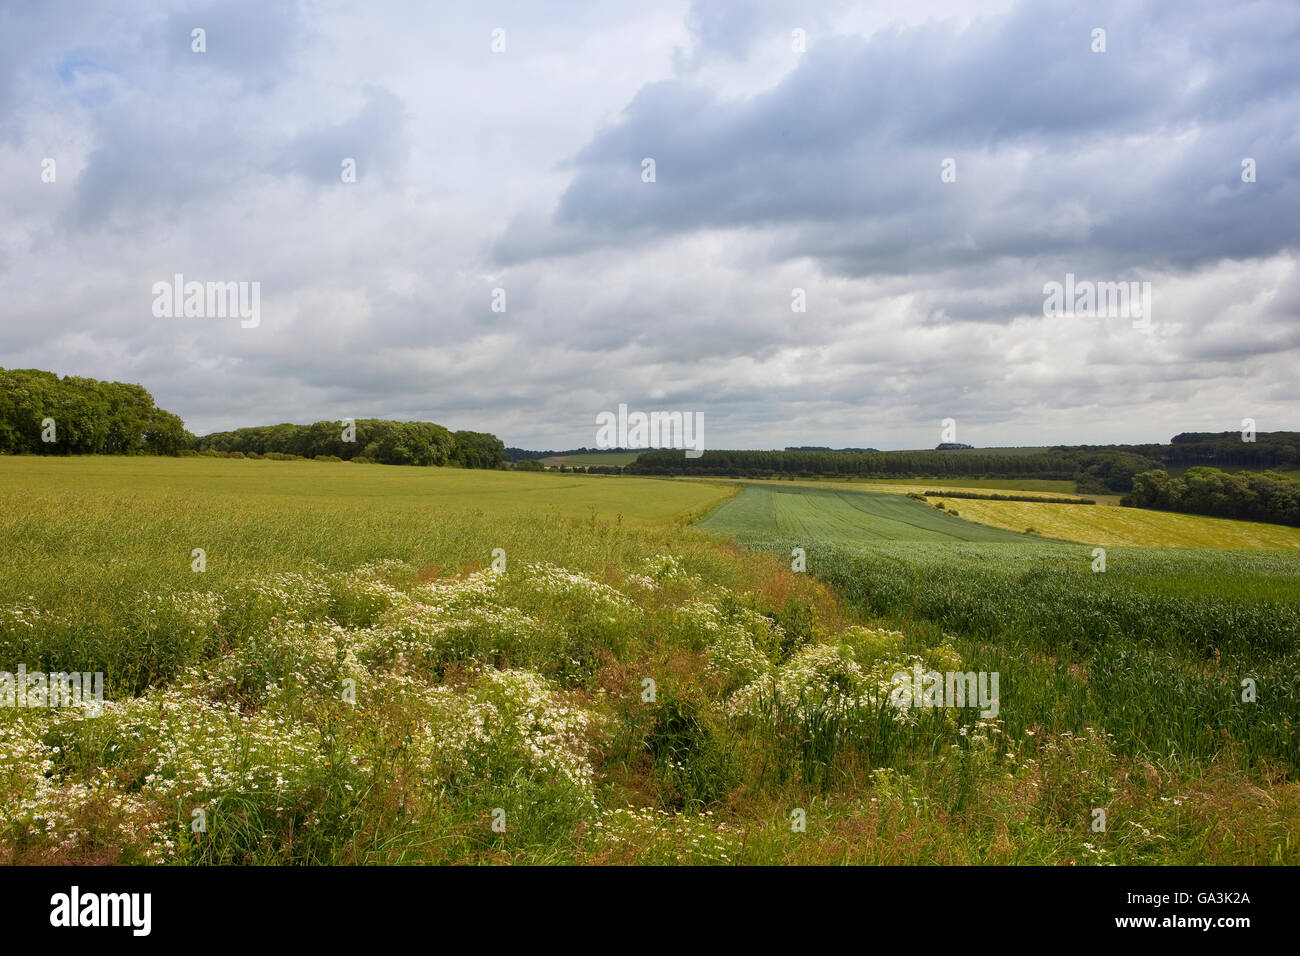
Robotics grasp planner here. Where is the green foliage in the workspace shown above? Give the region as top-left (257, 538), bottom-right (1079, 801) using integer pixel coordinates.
top-left (753, 538), bottom-right (1300, 773)
top-left (644, 691), bottom-right (740, 810)
top-left (1125, 466), bottom-right (1300, 527)
top-left (0, 368), bottom-right (192, 456)
top-left (451, 430), bottom-right (505, 469)
top-left (630, 447), bottom-right (1155, 490)
top-left (195, 418), bottom-right (480, 467)
top-left (630, 446), bottom-right (1090, 481)
top-left (1166, 431), bottom-right (1300, 470)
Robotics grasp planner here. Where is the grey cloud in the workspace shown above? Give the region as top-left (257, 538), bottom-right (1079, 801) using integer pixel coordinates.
top-left (675, 0), bottom-right (847, 69)
top-left (501, 0), bottom-right (1300, 282)
top-left (161, 0), bottom-right (304, 90)
top-left (277, 87), bottom-right (408, 185)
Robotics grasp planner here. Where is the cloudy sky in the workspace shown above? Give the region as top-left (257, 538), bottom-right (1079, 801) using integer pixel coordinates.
top-left (1, 0), bottom-right (1297, 450)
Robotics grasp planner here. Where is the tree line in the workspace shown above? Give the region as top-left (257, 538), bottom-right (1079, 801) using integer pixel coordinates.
top-left (2, 368), bottom-right (505, 468)
top-left (195, 421), bottom-right (504, 468)
top-left (1065, 433), bottom-right (1299, 472)
top-left (623, 435), bottom-right (1300, 493)
top-left (625, 447), bottom-right (1157, 491)
top-left (1123, 467), bottom-right (1300, 527)
top-left (0, 368), bottom-right (192, 455)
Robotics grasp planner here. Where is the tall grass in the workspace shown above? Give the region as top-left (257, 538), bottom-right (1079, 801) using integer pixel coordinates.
top-left (733, 538), bottom-right (1300, 774)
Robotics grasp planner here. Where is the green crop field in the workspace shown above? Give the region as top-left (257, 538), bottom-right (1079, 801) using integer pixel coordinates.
top-left (698, 482), bottom-right (1031, 544)
top-left (698, 479), bottom-right (1300, 863)
top-left (703, 479), bottom-right (1300, 549)
top-left (758, 537), bottom-right (1300, 767)
top-left (2, 456), bottom-right (1299, 866)
top-left (807, 539), bottom-right (1300, 770)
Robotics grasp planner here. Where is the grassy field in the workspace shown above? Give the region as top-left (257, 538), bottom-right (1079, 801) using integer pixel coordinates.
top-left (2, 456), bottom-right (1298, 865)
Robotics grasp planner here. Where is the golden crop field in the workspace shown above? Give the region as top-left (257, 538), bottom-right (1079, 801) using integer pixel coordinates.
top-left (928, 495), bottom-right (1300, 549)
top-left (0, 456), bottom-right (731, 525)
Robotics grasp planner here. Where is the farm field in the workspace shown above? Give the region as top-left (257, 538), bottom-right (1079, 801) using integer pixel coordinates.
top-left (781, 539), bottom-right (1300, 768)
top-left (0, 455), bottom-right (714, 524)
top-left (876, 476), bottom-right (1077, 493)
top-left (807, 475), bottom-right (1082, 494)
top-left (700, 482), bottom-right (1300, 832)
top-left (697, 482), bottom-right (1031, 544)
top-left (2, 457), bottom-right (1298, 866)
top-left (699, 479), bottom-right (1300, 549)
top-left (540, 451), bottom-right (643, 466)
top-left (926, 493), bottom-right (1300, 549)
top-left (0, 456), bottom-right (734, 624)
top-left (690, 474), bottom-right (1117, 503)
